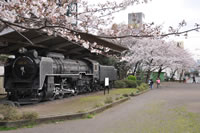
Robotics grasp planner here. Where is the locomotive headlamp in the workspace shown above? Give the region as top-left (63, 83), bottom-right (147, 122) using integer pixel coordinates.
top-left (19, 47), bottom-right (27, 54)
top-left (31, 50), bottom-right (38, 58)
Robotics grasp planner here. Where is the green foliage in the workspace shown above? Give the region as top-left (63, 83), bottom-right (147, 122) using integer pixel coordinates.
top-left (93, 103), bottom-right (104, 108)
top-left (123, 80), bottom-right (137, 88)
top-left (111, 88), bottom-right (138, 95)
top-left (129, 92), bottom-right (135, 96)
top-left (114, 80), bottom-right (126, 88)
top-left (127, 75), bottom-right (137, 81)
top-left (115, 97), bottom-right (120, 100)
top-left (122, 93), bottom-right (129, 97)
top-left (86, 113), bottom-right (95, 119)
top-left (136, 80), bottom-right (142, 86)
top-left (114, 80), bottom-right (138, 88)
top-left (0, 105), bottom-right (21, 121)
top-left (21, 112), bottom-right (38, 120)
top-left (104, 97), bottom-right (113, 104)
top-left (120, 96), bottom-right (124, 99)
top-left (0, 127), bottom-right (18, 131)
top-left (141, 83), bottom-right (149, 89)
top-left (114, 79), bottom-right (140, 88)
top-left (0, 105), bottom-right (38, 121)
top-left (136, 83), bottom-right (148, 91)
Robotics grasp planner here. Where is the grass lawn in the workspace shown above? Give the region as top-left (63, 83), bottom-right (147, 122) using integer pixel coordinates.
top-left (18, 88), bottom-right (138, 117)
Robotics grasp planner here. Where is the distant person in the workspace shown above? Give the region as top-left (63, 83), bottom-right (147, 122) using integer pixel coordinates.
top-left (183, 77), bottom-right (186, 83)
top-left (192, 76), bottom-right (196, 83)
top-left (148, 79), bottom-right (154, 89)
top-left (156, 78), bottom-right (161, 88)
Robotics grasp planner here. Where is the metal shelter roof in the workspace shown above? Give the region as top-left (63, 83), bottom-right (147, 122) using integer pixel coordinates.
top-left (0, 29), bottom-right (127, 59)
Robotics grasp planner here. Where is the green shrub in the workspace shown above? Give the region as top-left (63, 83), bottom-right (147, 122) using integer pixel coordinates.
top-left (122, 94), bottom-right (129, 97)
top-left (127, 75), bottom-right (137, 81)
top-left (136, 86), bottom-right (143, 91)
top-left (136, 80), bottom-right (143, 86)
top-left (21, 112), bottom-right (38, 120)
top-left (115, 97), bottom-right (120, 100)
top-left (129, 92), bottom-right (135, 96)
top-left (94, 103), bottom-right (104, 108)
top-left (140, 83), bottom-right (148, 90)
top-left (0, 105), bottom-right (39, 121)
top-left (120, 96), bottom-right (124, 99)
top-left (136, 83), bottom-right (148, 91)
top-left (104, 97), bottom-right (113, 104)
top-left (115, 79), bottom-right (141, 88)
top-left (114, 80), bottom-right (126, 88)
top-left (0, 105), bottom-right (21, 121)
top-left (123, 80), bottom-right (137, 88)
top-left (86, 113), bottom-right (95, 119)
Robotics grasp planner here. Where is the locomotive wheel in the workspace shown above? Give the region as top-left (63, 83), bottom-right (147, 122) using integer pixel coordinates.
top-left (57, 92), bottom-right (64, 99)
top-left (2, 101), bottom-right (16, 107)
top-left (55, 87), bottom-right (64, 99)
top-left (84, 85), bottom-right (91, 92)
top-left (49, 95), bottom-right (56, 101)
top-left (73, 90), bottom-right (79, 96)
top-left (93, 84), bottom-right (101, 92)
top-left (14, 102), bottom-right (21, 107)
top-left (72, 87), bottom-right (79, 96)
top-left (37, 91), bottom-right (45, 102)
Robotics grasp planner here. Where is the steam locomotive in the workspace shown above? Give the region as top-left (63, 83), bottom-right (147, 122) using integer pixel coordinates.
top-left (4, 48), bottom-right (117, 104)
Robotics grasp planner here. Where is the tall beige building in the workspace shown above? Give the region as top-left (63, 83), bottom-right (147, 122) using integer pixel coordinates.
top-left (128, 12), bottom-right (145, 28)
top-left (176, 41), bottom-right (184, 49)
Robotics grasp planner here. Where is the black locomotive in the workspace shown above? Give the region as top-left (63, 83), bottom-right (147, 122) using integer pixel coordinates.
top-left (4, 49), bottom-right (117, 104)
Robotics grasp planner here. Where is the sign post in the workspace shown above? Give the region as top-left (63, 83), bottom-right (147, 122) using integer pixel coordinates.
top-left (104, 77), bottom-right (109, 95)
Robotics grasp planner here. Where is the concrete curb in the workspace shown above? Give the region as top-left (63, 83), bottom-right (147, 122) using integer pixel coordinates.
top-left (0, 89), bottom-right (150, 128)
top-left (132, 89), bottom-right (150, 96)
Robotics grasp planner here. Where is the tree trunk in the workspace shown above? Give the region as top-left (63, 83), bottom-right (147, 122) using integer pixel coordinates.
top-left (170, 69), bottom-right (177, 81)
top-left (145, 59), bottom-right (153, 83)
top-left (145, 69), bottom-right (151, 83)
top-left (157, 65), bottom-right (163, 79)
top-left (133, 62), bottom-right (140, 76)
top-left (118, 65), bottom-right (130, 80)
top-left (179, 69), bottom-right (184, 82)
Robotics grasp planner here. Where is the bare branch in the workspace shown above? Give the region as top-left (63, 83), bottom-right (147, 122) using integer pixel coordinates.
top-left (6, 24), bottom-right (34, 45)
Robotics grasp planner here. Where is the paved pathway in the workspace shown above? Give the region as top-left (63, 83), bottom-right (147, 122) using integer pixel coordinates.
top-left (3, 82), bottom-right (200, 133)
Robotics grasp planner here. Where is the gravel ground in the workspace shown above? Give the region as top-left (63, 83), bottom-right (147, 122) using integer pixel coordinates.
top-left (2, 82), bottom-right (200, 133)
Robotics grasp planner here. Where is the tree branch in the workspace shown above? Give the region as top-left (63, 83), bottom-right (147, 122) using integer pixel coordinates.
top-left (1, 18), bottom-right (200, 40)
top-left (5, 23), bottom-right (34, 45)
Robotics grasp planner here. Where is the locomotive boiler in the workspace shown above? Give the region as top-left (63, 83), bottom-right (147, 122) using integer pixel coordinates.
top-left (4, 49), bottom-right (117, 104)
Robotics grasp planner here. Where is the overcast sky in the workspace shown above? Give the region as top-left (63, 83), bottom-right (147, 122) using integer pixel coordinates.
top-left (89, 0), bottom-right (200, 59)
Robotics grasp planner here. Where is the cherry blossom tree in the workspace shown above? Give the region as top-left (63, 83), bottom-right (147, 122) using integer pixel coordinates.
top-left (167, 43), bottom-right (196, 81)
top-left (118, 33), bottom-right (196, 81)
top-left (1, 0), bottom-right (200, 54)
top-left (0, 0), bottom-right (150, 54)
top-left (0, 0), bottom-right (198, 81)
